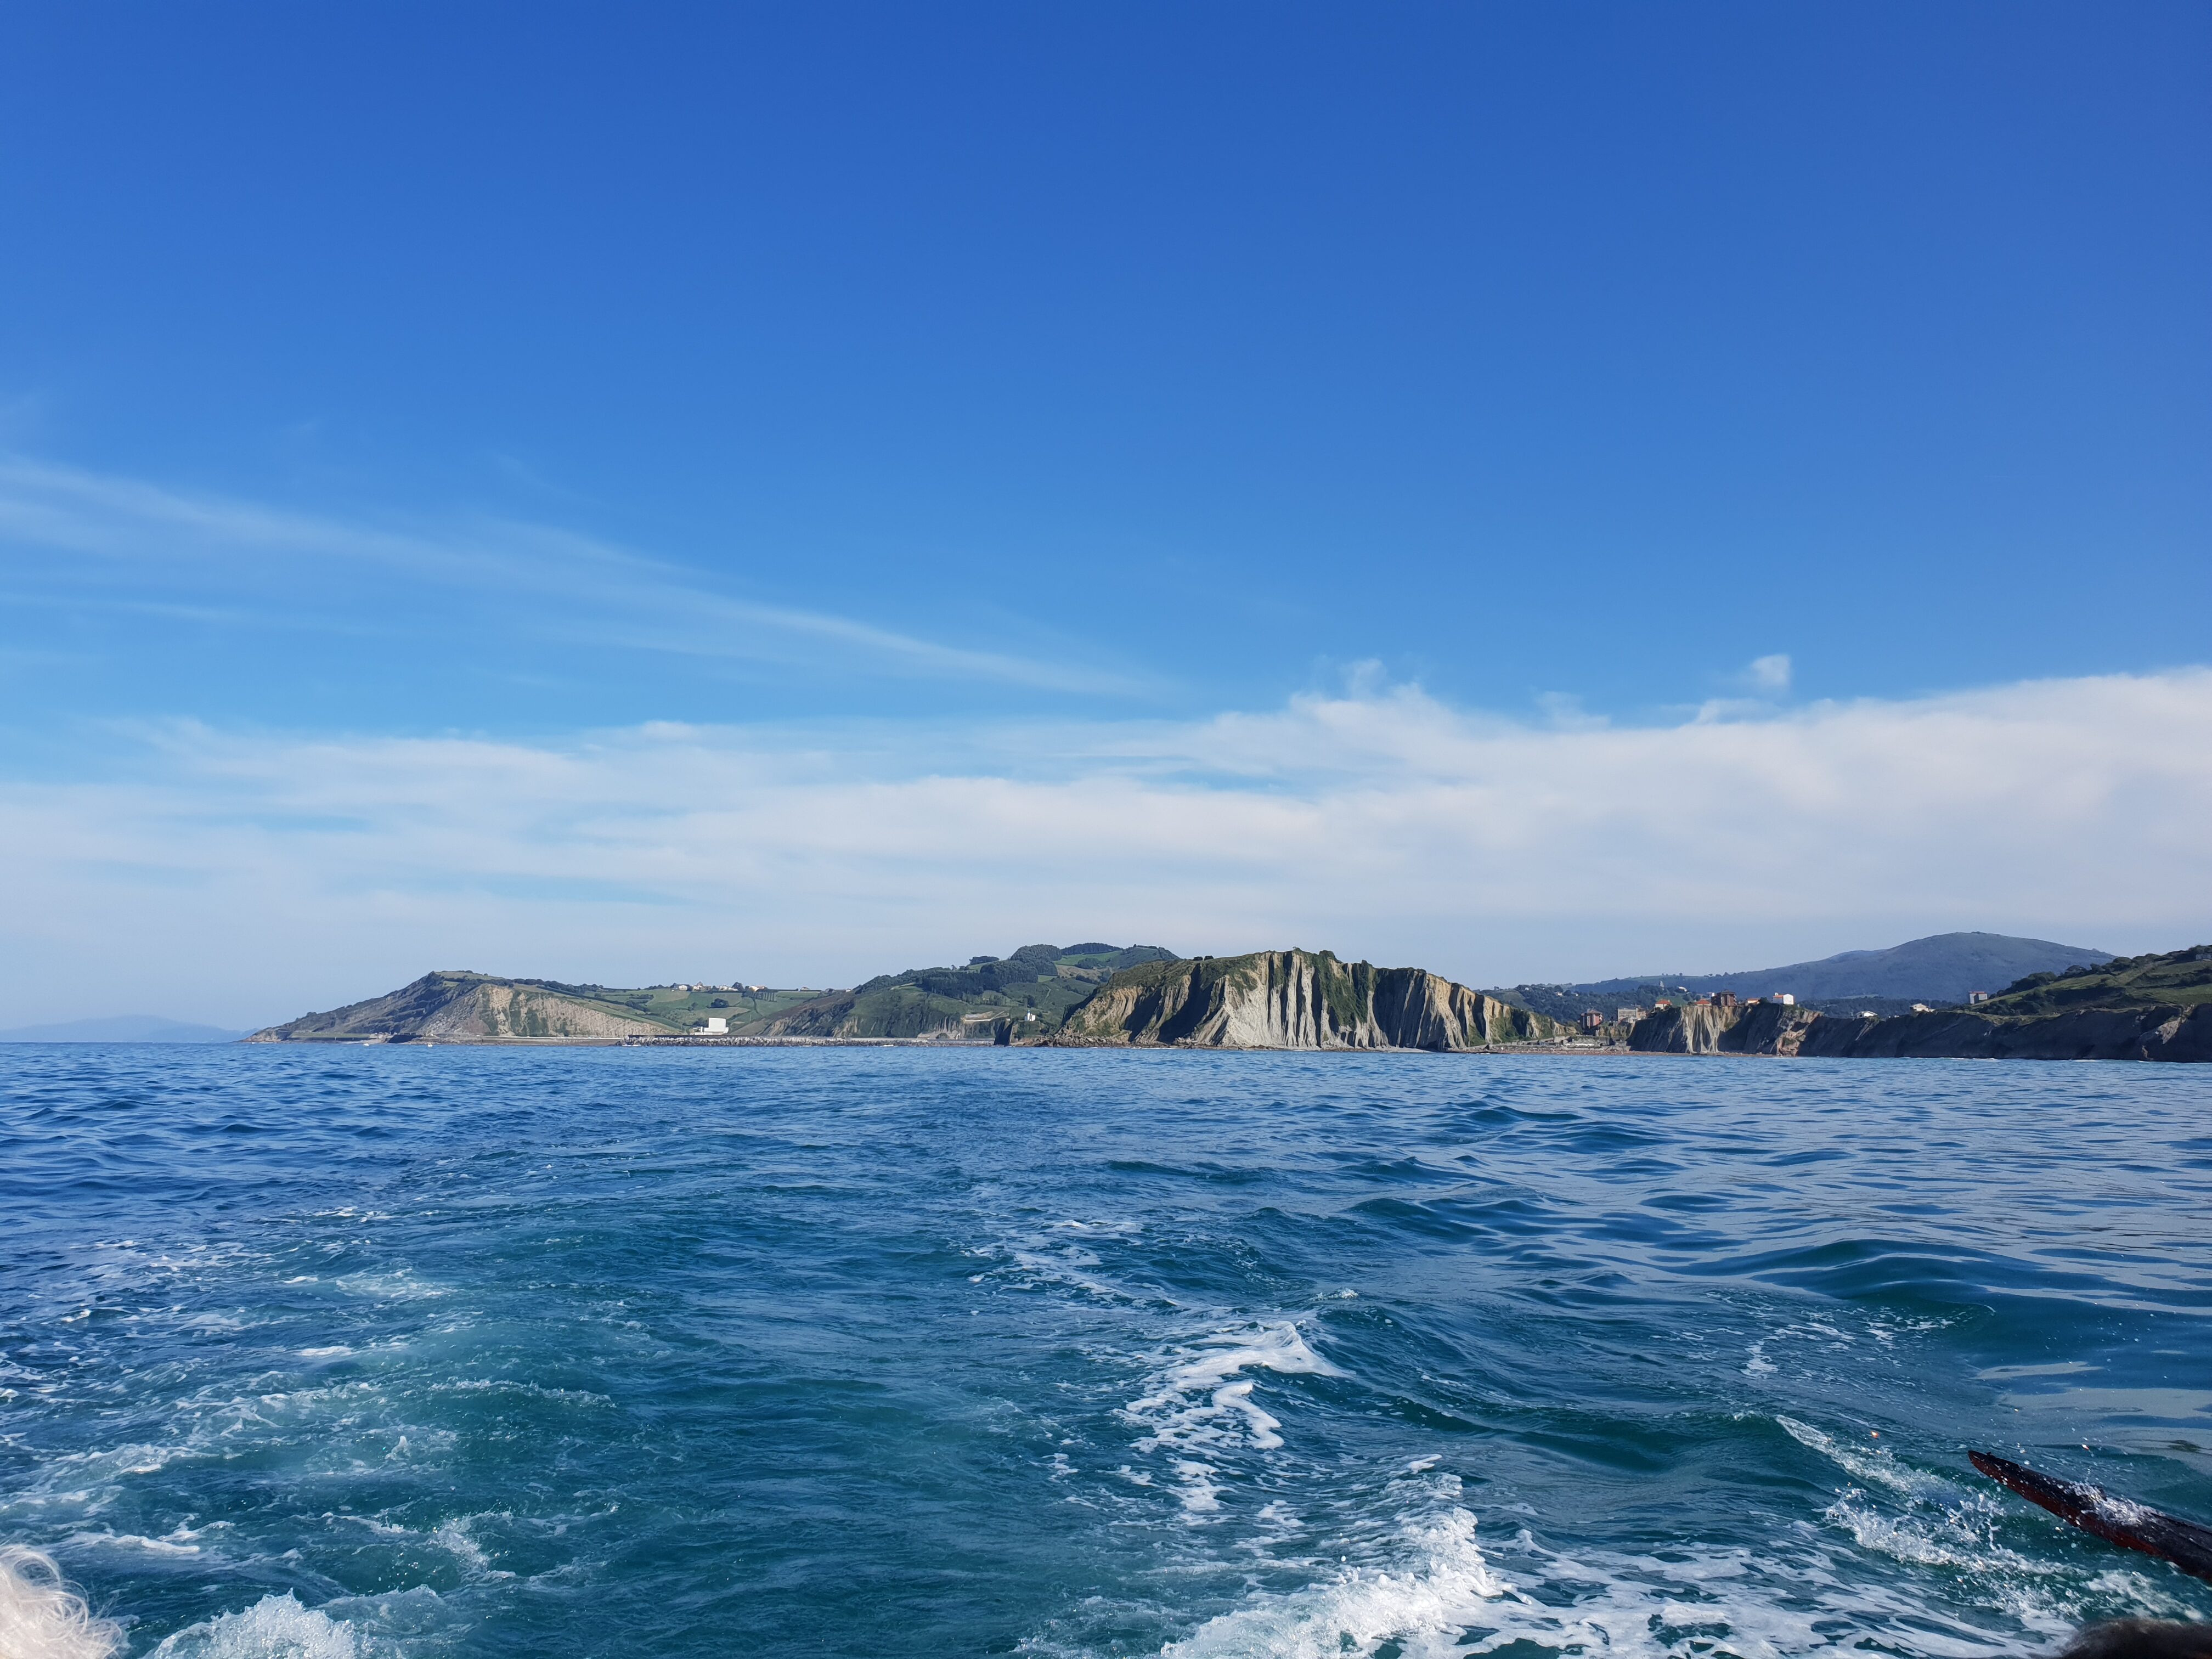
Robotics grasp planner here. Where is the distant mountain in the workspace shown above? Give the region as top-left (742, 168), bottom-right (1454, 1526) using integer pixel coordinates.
top-left (0, 1014), bottom-right (253, 1043)
top-left (1500, 932), bottom-right (2113, 1018)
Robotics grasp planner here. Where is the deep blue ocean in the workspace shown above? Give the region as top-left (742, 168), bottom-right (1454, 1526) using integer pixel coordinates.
top-left (4, 1047), bottom-right (2210, 1658)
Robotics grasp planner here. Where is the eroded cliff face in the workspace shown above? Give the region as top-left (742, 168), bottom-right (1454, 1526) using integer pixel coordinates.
top-left (1054, 951), bottom-right (1560, 1051)
top-left (439, 982), bottom-right (664, 1040)
top-left (1795, 1002), bottom-right (2211, 1062)
top-left (755, 991), bottom-right (1012, 1042)
top-left (1628, 998), bottom-right (2211, 1062)
top-left (1628, 1001), bottom-right (1823, 1056)
top-left (249, 973), bottom-right (676, 1042)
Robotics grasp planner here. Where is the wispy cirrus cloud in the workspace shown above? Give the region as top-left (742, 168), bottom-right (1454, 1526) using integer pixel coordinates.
top-left (3, 667), bottom-right (2207, 1025)
top-left (0, 456), bottom-right (1142, 694)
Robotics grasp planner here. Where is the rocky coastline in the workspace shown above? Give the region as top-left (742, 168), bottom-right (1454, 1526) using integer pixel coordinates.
top-left (1628, 992), bottom-right (2211, 1062)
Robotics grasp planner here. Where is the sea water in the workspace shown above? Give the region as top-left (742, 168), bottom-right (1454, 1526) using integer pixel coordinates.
top-left (3, 1047), bottom-right (2209, 1658)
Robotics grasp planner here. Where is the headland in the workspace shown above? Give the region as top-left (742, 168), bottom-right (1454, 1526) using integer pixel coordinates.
top-left (239, 936), bottom-right (2212, 1062)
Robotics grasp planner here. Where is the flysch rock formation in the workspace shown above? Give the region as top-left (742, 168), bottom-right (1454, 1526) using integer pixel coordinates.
top-left (247, 972), bottom-right (680, 1042)
top-left (1053, 950), bottom-right (1561, 1051)
top-left (1627, 1001), bottom-right (1825, 1056)
top-left (1629, 998), bottom-right (2211, 1062)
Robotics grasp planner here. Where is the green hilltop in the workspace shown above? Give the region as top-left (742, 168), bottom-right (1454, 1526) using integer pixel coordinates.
top-left (1967, 944), bottom-right (2212, 1018)
top-left (741, 943), bottom-right (1177, 1040)
top-left (249, 971), bottom-right (828, 1043)
top-left (247, 946), bottom-right (1180, 1043)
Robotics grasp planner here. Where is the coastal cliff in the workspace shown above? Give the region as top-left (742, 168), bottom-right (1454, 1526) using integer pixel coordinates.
top-left (1793, 1002), bottom-right (2212, 1061)
top-left (1628, 951), bottom-right (2212, 1062)
top-left (1628, 1000), bottom-right (1825, 1056)
top-left (1053, 950), bottom-right (1561, 1050)
top-left (245, 946), bottom-right (1170, 1045)
top-left (247, 972), bottom-right (685, 1042)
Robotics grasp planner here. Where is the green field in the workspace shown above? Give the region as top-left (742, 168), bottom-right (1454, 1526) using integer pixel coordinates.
top-left (525, 980), bottom-right (831, 1028)
top-left (1973, 945), bottom-right (2212, 1018)
top-left (731, 944), bottom-right (1178, 1040)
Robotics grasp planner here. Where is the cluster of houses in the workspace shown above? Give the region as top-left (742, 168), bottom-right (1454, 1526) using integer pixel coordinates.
top-left (1577, 988), bottom-right (1993, 1032)
top-left (1576, 988), bottom-right (1800, 1034)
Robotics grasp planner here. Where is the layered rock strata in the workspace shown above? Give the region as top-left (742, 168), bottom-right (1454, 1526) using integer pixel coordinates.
top-left (1053, 950), bottom-right (1560, 1051)
top-left (1629, 999), bottom-right (2210, 1062)
top-left (248, 973), bottom-right (679, 1042)
top-left (1627, 1000), bottom-right (1824, 1056)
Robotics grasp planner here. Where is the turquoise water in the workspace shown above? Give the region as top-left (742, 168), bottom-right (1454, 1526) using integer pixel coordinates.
top-left (4, 1047), bottom-right (2210, 1657)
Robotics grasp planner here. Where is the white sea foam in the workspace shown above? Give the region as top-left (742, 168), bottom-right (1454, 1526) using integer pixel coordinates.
top-left (2080, 1568), bottom-right (2208, 1621)
top-left (1771, 1415), bottom-right (2120, 1635)
top-left (332, 1271), bottom-right (446, 1302)
top-left (59, 1528), bottom-right (204, 1555)
top-left (1174, 1461), bottom-right (1224, 1513)
top-left (429, 1513), bottom-right (514, 1578)
top-left (1127, 1326), bottom-right (1345, 1455)
top-left (1008, 1247), bottom-right (1127, 1302)
top-left (1822, 1496), bottom-right (2053, 1577)
top-left (970, 1223), bottom-right (1144, 1304)
top-left (1150, 1505), bottom-right (2061, 1659)
top-left (1162, 1508), bottom-right (1511, 1658)
top-left (13, 1438), bottom-right (200, 1492)
top-left (1124, 1323), bottom-right (1347, 1520)
top-left (430, 1379), bottom-right (611, 1406)
top-left (147, 1593), bottom-right (361, 1658)
top-left (1132, 1325), bottom-right (1344, 1426)
top-left (1776, 1416), bottom-right (1961, 1500)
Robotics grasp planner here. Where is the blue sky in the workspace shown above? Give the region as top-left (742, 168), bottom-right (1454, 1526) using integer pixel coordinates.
top-left (2, 3), bottom-right (2208, 1023)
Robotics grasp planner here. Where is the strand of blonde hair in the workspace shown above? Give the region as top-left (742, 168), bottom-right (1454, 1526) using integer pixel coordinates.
top-left (0, 1545), bottom-right (121, 1659)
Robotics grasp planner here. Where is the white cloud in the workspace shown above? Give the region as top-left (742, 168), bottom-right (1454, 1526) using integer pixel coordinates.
top-left (3, 668), bottom-right (2208, 1026)
top-left (1745, 653), bottom-right (1792, 693)
top-left (0, 455), bottom-right (1138, 693)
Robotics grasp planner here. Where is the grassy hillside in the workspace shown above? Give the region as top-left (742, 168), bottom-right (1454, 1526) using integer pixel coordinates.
top-left (1970, 945), bottom-right (2212, 1018)
top-left (745, 944), bottom-right (1178, 1040)
top-left (252, 972), bottom-right (828, 1042)
top-left (538, 979), bottom-right (827, 1027)
top-left (249, 951), bottom-right (1173, 1043)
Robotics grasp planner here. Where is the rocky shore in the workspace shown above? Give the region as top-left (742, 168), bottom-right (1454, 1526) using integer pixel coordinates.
top-left (1629, 996), bottom-right (2211, 1062)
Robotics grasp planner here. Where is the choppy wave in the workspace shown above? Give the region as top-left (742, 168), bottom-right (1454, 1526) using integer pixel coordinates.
top-left (4, 1045), bottom-right (2209, 1657)
top-left (1128, 1323), bottom-right (1345, 1453)
top-left (149, 1594), bottom-right (362, 1659)
top-left (1776, 1415), bottom-right (1964, 1501)
top-left (1153, 1502), bottom-right (2045, 1659)
top-left (1164, 1508), bottom-right (1510, 1658)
